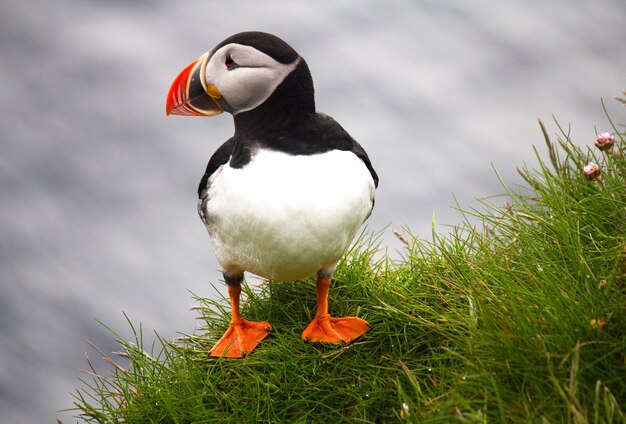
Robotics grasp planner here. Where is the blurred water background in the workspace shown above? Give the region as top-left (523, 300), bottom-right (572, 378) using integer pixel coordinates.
top-left (0, 1), bottom-right (624, 422)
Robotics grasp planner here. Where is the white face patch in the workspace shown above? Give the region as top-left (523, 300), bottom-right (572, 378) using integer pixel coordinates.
top-left (204, 43), bottom-right (300, 114)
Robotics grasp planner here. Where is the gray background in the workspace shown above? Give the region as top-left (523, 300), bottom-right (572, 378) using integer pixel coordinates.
top-left (1, 1), bottom-right (624, 422)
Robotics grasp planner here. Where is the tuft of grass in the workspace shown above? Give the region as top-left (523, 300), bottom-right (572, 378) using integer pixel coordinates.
top-left (65, 108), bottom-right (625, 423)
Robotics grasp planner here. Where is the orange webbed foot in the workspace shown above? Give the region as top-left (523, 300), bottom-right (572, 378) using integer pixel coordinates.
top-left (209, 320), bottom-right (272, 359)
top-left (301, 314), bottom-right (369, 344)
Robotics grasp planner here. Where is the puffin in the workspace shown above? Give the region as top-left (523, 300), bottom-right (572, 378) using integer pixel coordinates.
top-left (166, 31), bottom-right (378, 358)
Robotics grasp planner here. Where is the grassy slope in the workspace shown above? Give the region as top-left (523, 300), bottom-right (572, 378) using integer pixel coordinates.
top-left (68, 113), bottom-right (626, 423)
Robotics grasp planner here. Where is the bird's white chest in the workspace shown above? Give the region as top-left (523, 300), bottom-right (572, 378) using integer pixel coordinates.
top-left (203, 149), bottom-right (375, 280)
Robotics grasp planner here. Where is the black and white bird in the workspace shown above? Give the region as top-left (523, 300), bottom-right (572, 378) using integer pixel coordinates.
top-left (166, 31), bottom-right (378, 358)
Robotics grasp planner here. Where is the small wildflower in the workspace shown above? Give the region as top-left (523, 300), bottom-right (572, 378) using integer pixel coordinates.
top-left (595, 132), bottom-right (615, 151)
top-left (400, 402), bottom-right (410, 419)
top-left (583, 162), bottom-right (601, 181)
top-left (589, 317), bottom-right (607, 330)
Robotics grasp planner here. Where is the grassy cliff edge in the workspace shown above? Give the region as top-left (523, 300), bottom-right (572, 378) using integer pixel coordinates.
top-left (67, 108), bottom-right (625, 423)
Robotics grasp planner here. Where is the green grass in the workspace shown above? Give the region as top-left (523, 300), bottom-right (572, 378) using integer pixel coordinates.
top-left (66, 108), bottom-right (626, 423)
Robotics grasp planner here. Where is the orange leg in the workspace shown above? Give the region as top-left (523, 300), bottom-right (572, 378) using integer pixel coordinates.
top-left (209, 277), bottom-right (271, 358)
top-left (301, 273), bottom-right (370, 344)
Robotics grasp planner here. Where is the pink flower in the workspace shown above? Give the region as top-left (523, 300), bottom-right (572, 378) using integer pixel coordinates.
top-left (400, 403), bottom-right (410, 419)
top-left (583, 162), bottom-right (601, 180)
top-left (595, 132), bottom-right (615, 151)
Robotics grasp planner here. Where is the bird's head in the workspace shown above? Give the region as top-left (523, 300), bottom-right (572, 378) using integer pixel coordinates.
top-left (166, 32), bottom-right (313, 117)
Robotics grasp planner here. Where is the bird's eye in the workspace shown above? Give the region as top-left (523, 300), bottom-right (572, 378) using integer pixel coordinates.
top-left (225, 55), bottom-right (239, 70)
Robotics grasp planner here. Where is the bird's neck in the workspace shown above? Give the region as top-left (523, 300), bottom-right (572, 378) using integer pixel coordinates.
top-left (233, 59), bottom-right (315, 143)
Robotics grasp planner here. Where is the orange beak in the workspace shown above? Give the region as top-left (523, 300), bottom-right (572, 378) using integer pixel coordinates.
top-left (166, 52), bottom-right (223, 116)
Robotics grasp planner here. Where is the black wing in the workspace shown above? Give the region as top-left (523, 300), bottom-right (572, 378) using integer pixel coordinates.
top-left (312, 113), bottom-right (379, 188)
top-left (198, 137), bottom-right (234, 198)
top-left (197, 138), bottom-right (234, 227)
top-left (347, 137), bottom-right (378, 188)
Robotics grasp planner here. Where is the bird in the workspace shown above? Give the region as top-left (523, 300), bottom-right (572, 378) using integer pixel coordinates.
top-left (166, 31), bottom-right (378, 358)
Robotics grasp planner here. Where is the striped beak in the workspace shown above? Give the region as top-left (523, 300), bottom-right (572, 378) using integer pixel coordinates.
top-left (166, 52), bottom-right (223, 116)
